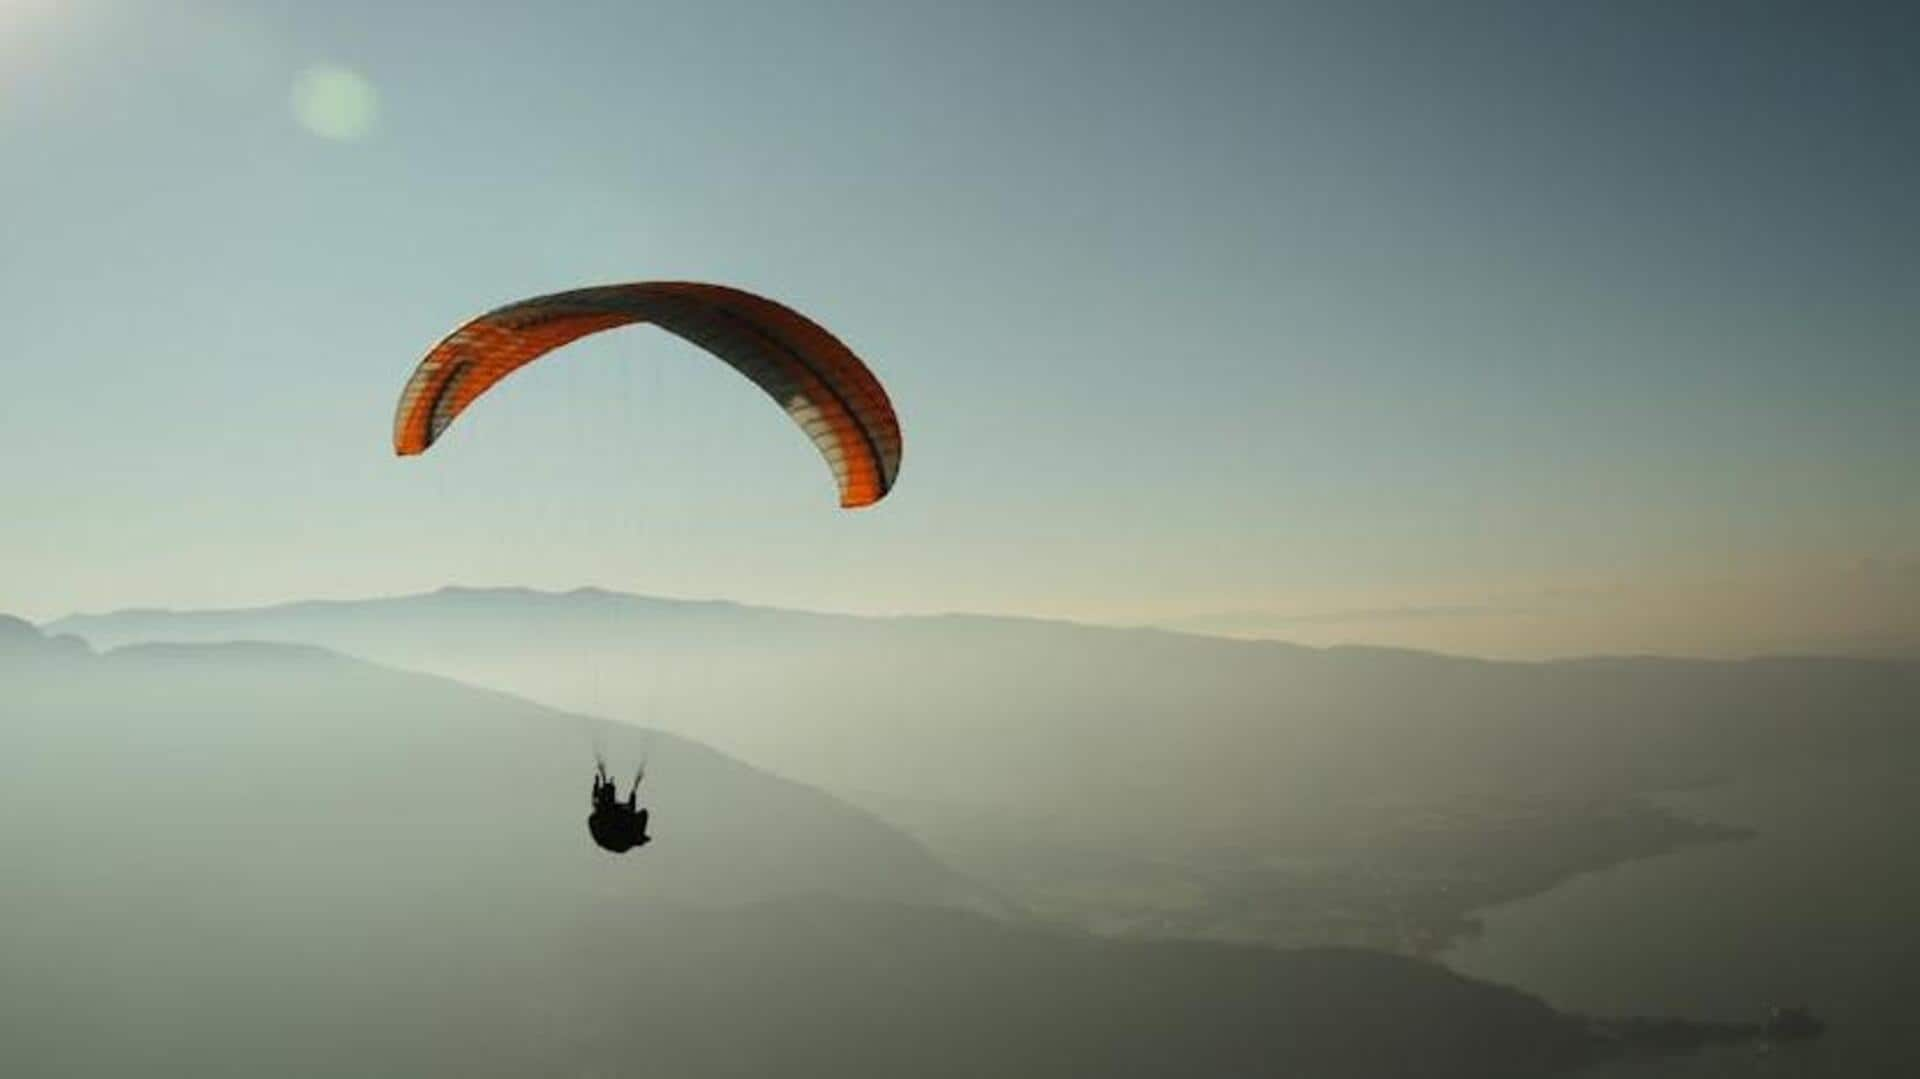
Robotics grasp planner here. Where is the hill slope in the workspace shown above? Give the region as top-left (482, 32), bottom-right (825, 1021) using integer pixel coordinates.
top-left (54, 588), bottom-right (1920, 831)
top-left (51, 591), bottom-right (1919, 951)
top-left (1, 616), bottom-right (1663, 1076)
top-left (4, 623), bottom-right (974, 916)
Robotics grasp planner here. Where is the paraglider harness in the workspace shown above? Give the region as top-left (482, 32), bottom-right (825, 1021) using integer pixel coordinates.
top-left (589, 758), bottom-right (651, 854)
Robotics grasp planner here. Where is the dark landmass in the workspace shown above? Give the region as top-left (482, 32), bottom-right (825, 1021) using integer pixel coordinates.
top-left (555, 899), bottom-right (1594, 1079)
top-left (1587, 1008), bottom-right (1827, 1055)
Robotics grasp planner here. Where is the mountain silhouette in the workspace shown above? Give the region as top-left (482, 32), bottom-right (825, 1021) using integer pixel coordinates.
top-left (53, 588), bottom-right (1920, 851)
top-left (3, 611), bottom-right (1701, 1076)
top-left (7, 610), bottom-right (1789, 1067)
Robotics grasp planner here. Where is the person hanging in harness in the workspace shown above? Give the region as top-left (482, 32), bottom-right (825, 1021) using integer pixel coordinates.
top-left (589, 758), bottom-right (651, 854)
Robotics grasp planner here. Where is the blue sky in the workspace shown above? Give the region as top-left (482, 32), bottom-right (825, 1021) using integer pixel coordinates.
top-left (2, 1), bottom-right (1915, 657)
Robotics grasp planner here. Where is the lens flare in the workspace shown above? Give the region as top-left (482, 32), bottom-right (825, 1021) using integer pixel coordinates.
top-left (290, 64), bottom-right (378, 141)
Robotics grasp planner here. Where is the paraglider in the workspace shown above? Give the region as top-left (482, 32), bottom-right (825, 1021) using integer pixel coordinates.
top-left (394, 281), bottom-right (903, 857)
top-left (589, 759), bottom-right (651, 855)
top-left (391, 281), bottom-right (903, 508)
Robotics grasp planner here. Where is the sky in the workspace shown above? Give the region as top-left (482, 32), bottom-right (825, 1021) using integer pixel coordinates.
top-left (2, 0), bottom-right (1916, 658)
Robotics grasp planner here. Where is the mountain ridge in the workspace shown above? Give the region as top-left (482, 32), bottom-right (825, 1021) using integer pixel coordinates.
top-left (53, 583), bottom-right (1920, 666)
top-left (41, 592), bottom-right (1919, 954)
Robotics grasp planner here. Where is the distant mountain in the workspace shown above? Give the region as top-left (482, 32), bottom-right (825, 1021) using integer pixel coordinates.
top-left (3, 619), bottom-right (976, 917)
top-left (3, 616), bottom-right (1690, 1076)
top-left (0, 612), bottom-right (89, 662)
top-left (51, 588), bottom-right (1920, 956)
top-left (53, 588), bottom-right (1920, 845)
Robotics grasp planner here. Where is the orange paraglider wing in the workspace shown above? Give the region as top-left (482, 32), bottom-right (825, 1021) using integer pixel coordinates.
top-left (393, 282), bottom-right (902, 508)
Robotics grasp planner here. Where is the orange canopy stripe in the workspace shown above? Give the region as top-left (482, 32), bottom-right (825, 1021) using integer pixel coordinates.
top-left (393, 282), bottom-right (901, 508)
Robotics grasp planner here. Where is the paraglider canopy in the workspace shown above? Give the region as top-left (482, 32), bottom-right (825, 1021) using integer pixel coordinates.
top-left (392, 281), bottom-right (903, 508)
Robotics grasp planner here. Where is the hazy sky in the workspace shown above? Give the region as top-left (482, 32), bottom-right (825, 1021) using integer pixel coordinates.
top-left (3, 1), bottom-right (1915, 658)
